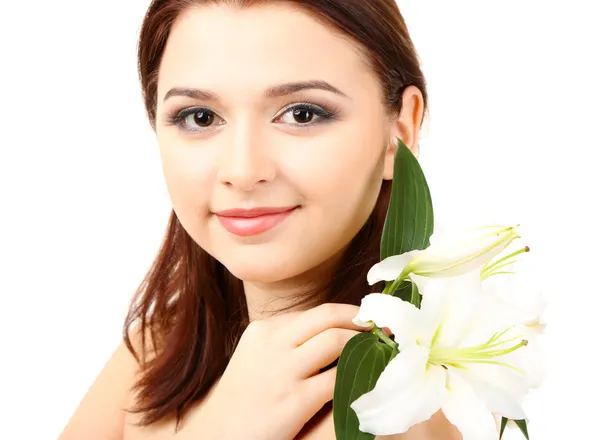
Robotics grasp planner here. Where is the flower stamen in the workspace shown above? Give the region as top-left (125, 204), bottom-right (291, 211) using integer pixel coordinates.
top-left (481, 245), bottom-right (530, 280)
top-left (428, 327), bottom-right (528, 374)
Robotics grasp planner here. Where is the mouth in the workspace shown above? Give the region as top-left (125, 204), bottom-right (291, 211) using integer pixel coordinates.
top-left (213, 206), bottom-right (299, 237)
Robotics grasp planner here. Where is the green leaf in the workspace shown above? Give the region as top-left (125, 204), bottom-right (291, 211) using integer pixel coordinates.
top-left (499, 417), bottom-right (508, 439)
top-left (514, 419), bottom-right (530, 439)
top-left (391, 280), bottom-right (412, 302)
top-left (410, 280), bottom-right (422, 308)
top-left (499, 418), bottom-right (530, 440)
top-left (391, 280), bottom-right (422, 309)
top-left (334, 332), bottom-right (395, 440)
top-left (380, 139), bottom-right (434, 260)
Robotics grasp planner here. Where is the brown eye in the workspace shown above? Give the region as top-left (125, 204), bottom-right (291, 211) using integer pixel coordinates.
top-left (191, 110), bottom-right (215, 127)
top-left (167, 107), bottom-right (225, 133)
top-left (292, 108), bottom-right (314, 123)
top-left (276, 103), bottom-right (335, 126)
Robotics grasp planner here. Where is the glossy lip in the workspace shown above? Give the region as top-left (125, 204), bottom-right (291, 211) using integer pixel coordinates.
top-left (213, 206), bottom-right (299, 237)
top-left (213, 206), bottom-right (298, 218)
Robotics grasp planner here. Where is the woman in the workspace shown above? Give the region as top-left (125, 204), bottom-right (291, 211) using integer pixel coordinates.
top-left (60, 0), bottom-right (462, 438)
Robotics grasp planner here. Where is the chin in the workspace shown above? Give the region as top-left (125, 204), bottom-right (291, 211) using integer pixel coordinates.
top-left (224, 258), bottom-right (300, 284)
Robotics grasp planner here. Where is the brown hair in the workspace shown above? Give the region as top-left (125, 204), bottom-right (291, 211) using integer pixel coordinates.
top-left (124, 0), bottom-right (428, 427)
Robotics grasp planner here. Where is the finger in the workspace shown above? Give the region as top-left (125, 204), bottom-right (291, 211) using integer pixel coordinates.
top-left (288, 303), bottom-right (371, 346)
top-left (294, 328), bottom-right (359, 376)
top-left (300, 366), bottom-right (337, 412)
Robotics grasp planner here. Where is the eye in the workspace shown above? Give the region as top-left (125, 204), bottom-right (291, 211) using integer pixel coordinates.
top-left (166, 107), bottom-right (224, 132)
top-left (187, 109), bottom-right (216, 127)
top-left (274, 102), bottom-right (338, 126)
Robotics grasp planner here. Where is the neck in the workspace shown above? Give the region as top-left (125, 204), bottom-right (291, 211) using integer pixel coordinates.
top-left (243, 254), bottom-right (341, 321)
top-left (243, 280), bottom-right (309, 321)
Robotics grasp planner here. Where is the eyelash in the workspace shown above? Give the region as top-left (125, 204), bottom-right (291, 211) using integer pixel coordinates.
top-left (165, 100), bottom-right (341, 133)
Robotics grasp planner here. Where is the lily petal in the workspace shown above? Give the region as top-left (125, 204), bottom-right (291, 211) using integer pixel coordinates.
top-left (366, 251), bottom-right (421, 285)
top-left (351, 344), bottom-right (444, 435)
top-left (502, 335), bottom-right (546, 389)
top-left (458, 292), bottom-right (526, 348)
top-left (406, 272), bottom-right (432, 297)
top-left (419, 270), bottom-right (483, 347)
top-left (482, 270), bottom-right (547, 331)
top-left (409, 225), bottom-right (518, 278)
top-left (456, 367), bottom-right (527, 420)
top-left (441, 371), bottom-right (499, 440)
top-left (353, 294), bottom-right (419, 347)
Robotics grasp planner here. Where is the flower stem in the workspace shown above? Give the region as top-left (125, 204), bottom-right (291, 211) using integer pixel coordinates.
top-left (382, 270), bottom-right (409, 295)
top-left (370, 326), bottom-right (398, 350)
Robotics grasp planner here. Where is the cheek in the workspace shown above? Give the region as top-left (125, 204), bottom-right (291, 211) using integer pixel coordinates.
top-left (284, 129), bottom-right (386, 209)
top-left (157, 137), bottom-right (215, 216)
top-left (275, 138), bottom-right (384, 278)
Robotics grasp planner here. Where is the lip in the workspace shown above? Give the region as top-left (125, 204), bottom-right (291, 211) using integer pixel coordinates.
top-left (214, 206), bottom-right (298, 236)
top-left (214, 206), bottom-right (297, 218)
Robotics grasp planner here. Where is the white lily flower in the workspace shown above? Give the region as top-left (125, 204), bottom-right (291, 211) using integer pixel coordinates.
top-left (480, 250), bottom-right (547, 388)
top-left (351, 271), bottom-right (542, 440)
top-left (367, 225), bottom-right (520, 286)
top-left (481, 246), bottom-right (546, 333)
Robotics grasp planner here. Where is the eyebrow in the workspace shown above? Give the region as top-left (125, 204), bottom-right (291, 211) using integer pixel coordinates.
top-left (163, 80), bottom-right (349, 103)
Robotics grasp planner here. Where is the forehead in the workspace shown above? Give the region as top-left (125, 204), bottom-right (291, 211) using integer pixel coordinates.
top-left (157, 3), bottom-right (377, 100)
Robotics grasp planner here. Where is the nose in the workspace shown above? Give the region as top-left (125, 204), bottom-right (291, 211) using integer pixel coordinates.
top-left (217, 123), bottom-right (276, 191)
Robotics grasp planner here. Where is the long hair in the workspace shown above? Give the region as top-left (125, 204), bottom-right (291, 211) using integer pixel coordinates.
top-left (124, 0), bottom-right (428, 427)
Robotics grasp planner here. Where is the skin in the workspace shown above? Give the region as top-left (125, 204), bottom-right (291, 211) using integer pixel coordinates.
top-left (59, 3), bottom-right (462, 440)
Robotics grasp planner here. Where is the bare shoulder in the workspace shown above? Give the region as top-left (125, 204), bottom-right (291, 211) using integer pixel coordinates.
top-left (58, 324), bottom-right (153, 440)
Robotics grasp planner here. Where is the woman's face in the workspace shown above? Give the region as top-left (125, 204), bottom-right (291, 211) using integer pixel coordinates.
top-left (155, 3), bottom-right (400, 284)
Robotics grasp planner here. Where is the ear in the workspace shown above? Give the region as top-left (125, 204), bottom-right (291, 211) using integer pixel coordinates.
top-left (383, 85), bottom-right (425, 180)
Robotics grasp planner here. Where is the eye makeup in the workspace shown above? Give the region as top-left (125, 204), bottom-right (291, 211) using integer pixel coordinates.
top-left (163, 97), bottom-right (343, 134)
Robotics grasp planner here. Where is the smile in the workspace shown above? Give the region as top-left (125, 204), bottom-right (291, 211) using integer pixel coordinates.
top-left (214, 206), bottom-right (298, 237)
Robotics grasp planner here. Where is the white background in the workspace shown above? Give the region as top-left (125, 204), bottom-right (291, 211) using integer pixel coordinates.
top-left (1, 1), bottom-right (599, 438)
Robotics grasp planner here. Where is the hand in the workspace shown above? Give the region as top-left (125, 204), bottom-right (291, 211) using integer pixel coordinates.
top-left (185, 303), bottom-right (368, 440)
